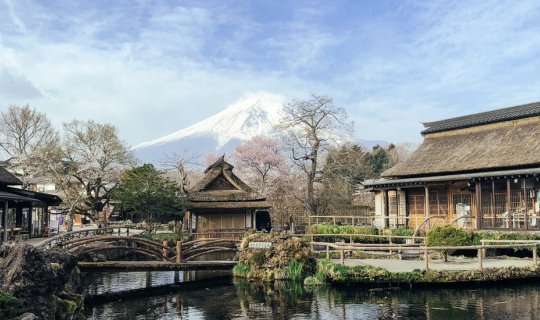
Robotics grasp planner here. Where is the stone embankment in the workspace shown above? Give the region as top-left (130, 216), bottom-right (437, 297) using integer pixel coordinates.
top-left (0, 243), bottom-right (83, 319)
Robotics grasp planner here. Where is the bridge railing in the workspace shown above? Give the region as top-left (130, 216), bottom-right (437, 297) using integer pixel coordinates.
top-left (35, 227), bottom-right (132, 249)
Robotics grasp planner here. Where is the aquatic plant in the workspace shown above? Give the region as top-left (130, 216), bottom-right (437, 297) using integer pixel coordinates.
top-left (284, 260), bottom-right (304, 281)
top-left (233, 263), bottom-right (251, 278)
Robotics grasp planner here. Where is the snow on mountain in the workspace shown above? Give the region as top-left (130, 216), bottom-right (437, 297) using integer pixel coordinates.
top-left (133, 92), bottom-right (286, 163)
top-left (133, 91), bottom-right (389, 164)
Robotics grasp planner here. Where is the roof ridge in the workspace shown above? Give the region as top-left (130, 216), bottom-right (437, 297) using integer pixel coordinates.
top-left (422, 101), bottom-right (540, 134)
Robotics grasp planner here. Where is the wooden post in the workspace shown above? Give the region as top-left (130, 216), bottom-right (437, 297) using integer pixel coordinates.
top-left (176, 241), bottom-right (182, 263)
top-left (28, 206), bottom-right (33, 237)
top-left (2, 201), bottom-right (8, 242)
top-left (424, 247), bottom-right (429, 271)
top-left (534, 244), bottom-right (538, 266)
top-left (476, 181), bottom-right (482, 230)
top-left (326, 245), bottom-right (330, 259)
top-left (384, 190), bottom-right (390, 228)
top-left (349, 235), bottom-right (352, 244)
top-left (340, 248), bottom-right (344, 265)
top-left (424, 187), bottom-right (430, 232)
top-left (162, 240), bottom-right (169, 259)
top-left (126, 227), bottom-right (130, 237)
top-left (333, 216), bottom-right (336, 225)
top-left (118, 228), bottom-right (121, 236)
top-left (478, 248), bottom-right (483, 271)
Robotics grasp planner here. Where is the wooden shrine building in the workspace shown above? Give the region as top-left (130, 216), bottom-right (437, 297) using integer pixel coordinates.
top-left (364, 102), bottom-right (540, 231)
top-left (185, 156), bottom-right (272, 239)
top-left (0, 166), bottom-right (62, 241)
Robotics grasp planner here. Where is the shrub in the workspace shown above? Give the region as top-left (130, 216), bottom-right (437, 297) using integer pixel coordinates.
top-left (306, 224), bottom-right (380, 243)
top-left (426, 226), bottom-right (474, 261)
top-left (0, 290), bottom-right (20, 319)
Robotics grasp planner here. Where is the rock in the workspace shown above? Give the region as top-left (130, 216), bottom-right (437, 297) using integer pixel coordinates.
top-left (12, 312), bottom-right (40, 320)
top-left (0, 244), bottom-right (82, 319)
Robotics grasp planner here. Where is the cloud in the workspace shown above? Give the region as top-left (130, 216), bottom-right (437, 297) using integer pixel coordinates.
top-left (1, 0), bottom-right (540, 147)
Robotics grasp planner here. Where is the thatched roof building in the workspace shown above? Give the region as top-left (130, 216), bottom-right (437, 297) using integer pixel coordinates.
top-left (188, 156), bottom-right (270, 209)
top-left (185, 156), bottom-right (271, 239)
top-left (364, 102), bottom-right (540, 232)
top-left (383, 102), bottom-right (540, 178)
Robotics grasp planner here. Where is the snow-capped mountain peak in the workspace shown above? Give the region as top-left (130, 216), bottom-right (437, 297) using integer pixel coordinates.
top-left (133, 92), bottom-right (285, 157)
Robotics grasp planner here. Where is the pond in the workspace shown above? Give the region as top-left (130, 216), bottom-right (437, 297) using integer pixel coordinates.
top-left (83, 271), bottom-right (540, 319)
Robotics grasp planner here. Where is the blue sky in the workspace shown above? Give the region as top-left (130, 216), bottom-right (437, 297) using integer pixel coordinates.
top-left (1, 0), bottom-right (540, 145)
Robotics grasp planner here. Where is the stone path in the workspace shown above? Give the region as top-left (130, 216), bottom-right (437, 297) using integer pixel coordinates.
top-left (332, 258), bottom-right (535, 272)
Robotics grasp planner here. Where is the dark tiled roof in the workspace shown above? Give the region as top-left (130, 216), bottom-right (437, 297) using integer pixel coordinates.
top-left (422, 101), bottom-right (540, 134)
top-left (0, 167), bottom-right (23, 185)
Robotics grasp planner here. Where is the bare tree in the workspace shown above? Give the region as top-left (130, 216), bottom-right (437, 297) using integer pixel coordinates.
top-left (0, 105), bottom-right (58, 187)
top-left (160, 153), bottom-right (201, 194)
top-left (277, 94), bottom-right (352, 215)
top-left (40, 120), bottom-right (133, 229)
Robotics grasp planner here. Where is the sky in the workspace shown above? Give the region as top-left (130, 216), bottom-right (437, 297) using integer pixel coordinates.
top-left (1, 0), bottom-right (540, 146)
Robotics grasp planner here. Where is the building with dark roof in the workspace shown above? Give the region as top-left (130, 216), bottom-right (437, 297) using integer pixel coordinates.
top-left (185, 156), bottom-right (271, 239)
top-left (364, 102), bottom-right (540, 231)
top-left (0, 167), bottom-right (62, 241)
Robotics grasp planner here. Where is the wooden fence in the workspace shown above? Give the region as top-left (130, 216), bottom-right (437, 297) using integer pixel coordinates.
top-left (310, 241), bottom-right (540, 271)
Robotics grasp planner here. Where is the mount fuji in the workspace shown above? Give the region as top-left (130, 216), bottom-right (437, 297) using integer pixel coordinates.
top-left (132, 92), bottom-right (388, 164)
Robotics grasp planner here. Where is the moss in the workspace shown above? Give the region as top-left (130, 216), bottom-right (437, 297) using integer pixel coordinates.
top-left (237, 232), bottom-right (316, 282)
top-left (50, 262), bottom-right (61, 272)
top-left (54, 293), bottom-right (83, 320)
top-left (0, 290), bottom-right (20, 319)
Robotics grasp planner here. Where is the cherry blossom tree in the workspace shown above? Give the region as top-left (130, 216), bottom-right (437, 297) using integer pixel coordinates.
top-left (233, 135), bottom-right (287, 194)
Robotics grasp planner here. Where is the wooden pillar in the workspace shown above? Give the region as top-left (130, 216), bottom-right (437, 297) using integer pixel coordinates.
top-left (176, 241), bottom-right (182, 263)
top-left (523, 178), bottom-right (528, 230)
top-left (404, 189), bottom-right (410, 229)
top-left (475, 181), bottom-right (482, 230)
top-left (491, 180), bottom-right (495, 228)
top-left (384, 190), bottom-right (390, 228)
top-left (506, 179), bottom-right (512, 230)
top-left (162, 240), bottom-right (169, 260)
top-left (3, 201), bottom-right (8, 242)
top-left (478, 248), bottom-right (483, 271)
top-left (424, 247), bottom-right (429, 271)
top-left (28, 205), bottom-right (33, 237)
top-left (424, 186), bottom-right (430, 231)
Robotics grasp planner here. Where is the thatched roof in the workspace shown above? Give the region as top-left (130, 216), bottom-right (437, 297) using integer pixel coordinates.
top-left (188, 156), bottom-right (269, 209)
top-left (383, 118), bottom-right (540, 178)
top-left (422, 101), bottom-right (540, 134)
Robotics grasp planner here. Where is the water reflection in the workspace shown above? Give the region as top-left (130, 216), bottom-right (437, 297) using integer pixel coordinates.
top-left (83, 272), bottom-right (540, 320)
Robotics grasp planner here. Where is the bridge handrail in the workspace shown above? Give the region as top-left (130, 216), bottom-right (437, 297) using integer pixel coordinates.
top-left (35, 226), bottom-right (134, 249)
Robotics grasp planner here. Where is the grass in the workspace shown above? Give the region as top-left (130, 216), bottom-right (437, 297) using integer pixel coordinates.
top-left (284, 260), bottom-right (304, 281)
top-left (233, 263), bottom-right (251, 278)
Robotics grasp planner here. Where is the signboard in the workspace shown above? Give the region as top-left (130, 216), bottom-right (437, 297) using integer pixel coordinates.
top-left (248, 242), bottom-right (272, 249)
